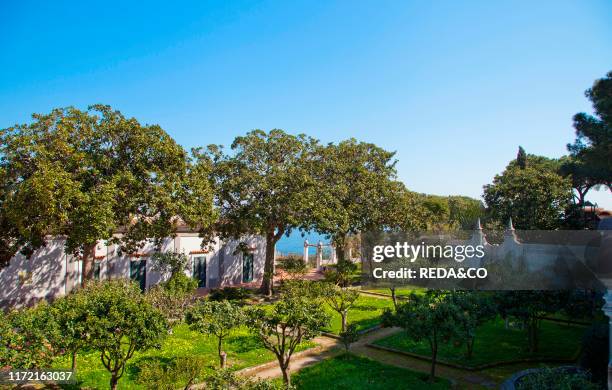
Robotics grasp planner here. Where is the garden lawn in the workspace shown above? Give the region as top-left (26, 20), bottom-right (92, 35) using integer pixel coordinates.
top-left (291, 354), bottom-right (450, 389)
top-left (323, 294), bottom-right (393, 334)
top-left (374, 318), bottom-right (585, 368)
top-left (361, 286), bottom-right (427, 297)
top-left (55, 323), bottom-right (315, 389)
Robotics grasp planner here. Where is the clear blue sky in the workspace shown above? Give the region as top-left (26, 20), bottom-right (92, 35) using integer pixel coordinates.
top-left (1, 0), bottom-right (611, 208)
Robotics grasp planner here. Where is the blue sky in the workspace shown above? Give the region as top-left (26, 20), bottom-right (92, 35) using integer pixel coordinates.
top-left (1, 0), bottom-right (611, 208)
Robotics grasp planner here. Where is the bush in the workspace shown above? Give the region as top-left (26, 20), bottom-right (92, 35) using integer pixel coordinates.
top-left (163, 271), bottom-right (198, 294)
top-left (278, 256), bottom-right (308, 279)
top-left (0, 302), bottom-right (59, 369)
top-left (208, 287), bottom-right (252, 302)
top-left (516, 367), bottom-right (598, 390)
top-left (204, 368), bottom-right (288, 390)
top-left (137, 356), bottom-right (207, 390)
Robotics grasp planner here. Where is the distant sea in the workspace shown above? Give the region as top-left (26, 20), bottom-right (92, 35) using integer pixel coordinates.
top-left (275, 230), bottom-right (333, 256)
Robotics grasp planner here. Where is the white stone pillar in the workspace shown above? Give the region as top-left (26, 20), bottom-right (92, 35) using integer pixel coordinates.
top-left (604, 290), bottom-right (612, 390)
top-left (303, 240), bottom-right (309, 264)
top-left (316, 241), bottom-right (323, 269)
top-left (330, 244), bottom-right (337, 264)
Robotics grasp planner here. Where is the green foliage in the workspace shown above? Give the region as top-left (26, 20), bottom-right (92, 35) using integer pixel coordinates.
top-left (516, 367), bottom-right (598, 390)
top-left (207, 129), bottom-right (319, 295)
top-left (339, 323), bottom-right (359, 352)
top-left (516, 146), bottom-right (527, 169)
top-left (446, 291), bottom-right (496, 359)
top-left (322, 284), bottom-right (360, 333)
top-left (81, 280), bottom-right (169, 389)
top-left (208, 287), bottom-right (252, 302)
top-left (278, 256), bottom-right (308, 279)
top-left (375, 317), bottom-right (584, 368)
top-left (246, 292), bottom-right (330, 386)
top-left (385, 291), bottom-right (461, 381)
top-left (185, 299), bottom-right (244, 367)
top-left (151, 252), bottom-right (191, 277)
top-left (0, 105), bottom-right (216, 275)
top-left (0, 302), bottom-right (59, 369)
top-left (280, 279), bottom-right (326, 301)
top-left (494, 291), bottom-right (566, 353)
top-left (311, 140), bottom-right (417, 260)
top-left (163, 271), bottom-right (198, 295)
top-left (146, 283), bottom-right (196, 327)
top-left (566, 71), bottom-right (612, 197)
top-left (323, 259), bottom-right (358, 287)
top-left (483, 155), bottom-right (572, 229)
top-left (50, 292), bottom-right (91, 371)
top-left (203, 369), bottom-right (287, 390)
top-left (137, 356), bottom-right (207, 390)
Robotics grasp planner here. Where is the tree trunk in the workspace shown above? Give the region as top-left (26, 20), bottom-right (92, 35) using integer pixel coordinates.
top-left (260, 230), bottom-right (277, 296)
top-left (281, 363), bottom-right (291, 387)
top-left (466, 337), bottom-right (474, 359)
top-left (390, 287), bottom-right (398, 311)
top-left (218, 337), bottom-right (226, 368)
top-left (71, 351), bottom-right (77, 372)
top-left (81, 242), bottom-right (97, 286)
top-left (430, 341), bottom-right (438, 382)
top-left (335, 234), bottom-right (347, 262)
top-left (110, 373), bottom-right (119, 390)
top-left (341, 312), bottom-right (348, 333)
top-left (260, 226), bottom-right (284, 296)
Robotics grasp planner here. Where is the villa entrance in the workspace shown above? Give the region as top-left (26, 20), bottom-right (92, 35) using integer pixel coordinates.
top-left (130, 259), bottom-right (146, 291)
top-left (193, 256), bottom-right (207, 287)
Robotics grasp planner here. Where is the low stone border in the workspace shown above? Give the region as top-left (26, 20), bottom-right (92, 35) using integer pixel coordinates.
top-left (366, 343), bottom-right (578, 371)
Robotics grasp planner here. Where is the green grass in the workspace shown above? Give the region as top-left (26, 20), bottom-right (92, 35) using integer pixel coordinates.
top-left (55, 323), bottom-right (315, 389)
top-left (361, 286), bottom-right (427, 297)
top-left (291, 354), bottom-right (450, 389)
top-left (323, 294), bottom-right (394, 334)
top-left (374, 318), bottom-right (585, 368)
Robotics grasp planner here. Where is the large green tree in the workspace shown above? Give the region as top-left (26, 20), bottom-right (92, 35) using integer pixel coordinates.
top-left (313, 139), bottom-right (422, 261)
top-left (0, 105), bottom-right (216, 279)
top-left (483, 153), bottom-right (572, 230)
top-left (207, 129), bottom-right (319, 295)
top-left (565, 71), bottom-right (612, 202)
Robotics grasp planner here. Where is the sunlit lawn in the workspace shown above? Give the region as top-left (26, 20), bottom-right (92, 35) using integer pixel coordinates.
top-left (291, 354), bottom-right (450, 389)
top-left (361, 285), bottom-right (427, 297)
top-left (323, 294), bottom-right (394, 334)
top-left (374, 318), bottom-right (585, 368)
top-left (55, 323), bottom-right (315, 389)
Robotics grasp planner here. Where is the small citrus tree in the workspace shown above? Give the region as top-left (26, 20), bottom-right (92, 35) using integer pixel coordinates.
top-left (246, 291), bottom-right (329, 386)
top-left (385, 292), bottom-right (461, 382)
top-left (185, 299), bottom-right (244, 368)
top-left (322, 283), bottom-right (360, 333)
top-left (50, 292), bottom-right (91, 371)
top-left (83, 280), bottom-right (168, 390)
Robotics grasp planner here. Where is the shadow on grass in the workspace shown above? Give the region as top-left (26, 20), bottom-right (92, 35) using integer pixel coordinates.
top-left (226, 334), bottom-right (265, 353)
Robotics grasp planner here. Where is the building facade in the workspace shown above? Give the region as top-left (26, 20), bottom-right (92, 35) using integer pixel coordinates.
top-left (0, 232), bottom-right (266, 308)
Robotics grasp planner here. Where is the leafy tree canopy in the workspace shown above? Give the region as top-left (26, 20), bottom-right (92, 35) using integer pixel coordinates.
top-left (0, 105), bottom-right (216, 277)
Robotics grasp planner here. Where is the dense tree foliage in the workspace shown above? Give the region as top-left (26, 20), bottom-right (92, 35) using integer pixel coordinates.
top-left (483, 154), bottom-right (572, 229)
top-left (81, 280), bottom-right (168, 390)
top-left (565, 71), bottom-right (612, 202)
top-left (246, 284), bottom-right (329, 386)
top-left (383, 292), bottom-right (461, 382)
top-left (186, 300), bottom-right (245, 368)
top-left (0, 106), bottom-right (216, 278)
top-left (207, 129), bottom-right (319, 295)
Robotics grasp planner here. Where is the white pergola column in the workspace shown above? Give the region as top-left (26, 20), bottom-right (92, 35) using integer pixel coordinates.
top-left (303, 240), bottom-right (309, 264)
top-left (316, 241), bottom-right (323, 269)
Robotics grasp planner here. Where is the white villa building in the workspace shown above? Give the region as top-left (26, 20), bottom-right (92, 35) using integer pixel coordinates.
top-left (0, 228), bottom-right (266, 308)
